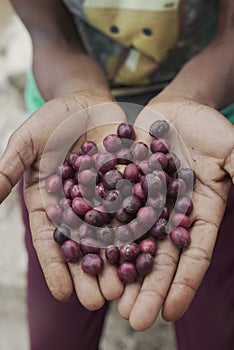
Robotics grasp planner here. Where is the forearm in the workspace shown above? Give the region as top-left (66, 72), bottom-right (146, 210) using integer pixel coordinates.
top-left (10, 0), bottom-right (112, 101)
top-left (155, 0), bottom-right (234, 109)
top-left (155, 34), bottom-right (234, 109)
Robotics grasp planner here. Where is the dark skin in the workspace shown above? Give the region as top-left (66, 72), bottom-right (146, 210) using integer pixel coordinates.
top-left (1, 0), bottom-right (233, 330)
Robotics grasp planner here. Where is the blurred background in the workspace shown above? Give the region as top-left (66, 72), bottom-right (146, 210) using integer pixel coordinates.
top-left (0, 1), bottom-right (176, 349)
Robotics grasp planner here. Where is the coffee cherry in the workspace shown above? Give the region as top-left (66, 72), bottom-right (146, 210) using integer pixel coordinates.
top-left (122, 195), bottom-right (142, 215)
top-left (150, 218), bottom-right (168, 240)
top-left (97, 226), bottom-right (114, 246)
top-left (46, 204), bottom-right (62, 224)
top-left (95, 152), bottom-right (117, 173)
top-left (80, 141), bottom-right (98, 156)
top-left (139, 238), bottom-right (157, 256)
top-left (136, 253), bottom-right (154, 276)
top-left (53, 226), bottom-right (71, 245)
top-left (132, 142), bottom-right (149, 161)
top-left (63, 178), bottom-right (76, 198)
top-left (119, 243), bottom-right (140, 262)
top-left (175, 196), bottom-right (193, 215)
top-left (103, 134), bottom-right (122, 152)
top-left (118, 262), bottom-right (137, 283)
top-left (150, 138), bottom-right (169, 153)
top-left (84, 209), bottom-right (105, 227)
top-left (45, 175), bottom-right (61, 193)
top-left (115, 225), bottom-right (132, 243)
top-left (103, 169), bottom-right (123, 189)
top-left (170, 227), bottom-right (191, 248)
top-left (80, 238), bottom-right (100, 254)
top-left (105, 245), bottom-right (120, 265)
top-left (61, 240), bottom-right (82, 263)
top-left (117, 123), bottom-right (136, 142)
top-left (72, 197), bottom-right (92, 216)
top-left (149, 120), bottom-right (169, 138)
top-left (81, 254), bottom-right (104, 275)
top-left (171, 213), bottom-right (191, 229)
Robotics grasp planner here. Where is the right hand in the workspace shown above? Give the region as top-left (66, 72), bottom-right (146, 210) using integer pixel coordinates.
top-left (0, 91), bottom-right (127, 309)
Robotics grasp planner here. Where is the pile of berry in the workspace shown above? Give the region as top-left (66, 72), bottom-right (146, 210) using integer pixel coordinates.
top-left (45, 120), bottom-right (195, 283)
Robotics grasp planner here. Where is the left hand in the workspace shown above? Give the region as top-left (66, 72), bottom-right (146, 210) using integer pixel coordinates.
top-left (118, 97), bottom-right (234, 330)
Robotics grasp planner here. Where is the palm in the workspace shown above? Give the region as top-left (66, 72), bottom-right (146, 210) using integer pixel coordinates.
top-left (0, 94), bottom-right (126, 308)
top-left (118, 100), bottom-right (234, 330)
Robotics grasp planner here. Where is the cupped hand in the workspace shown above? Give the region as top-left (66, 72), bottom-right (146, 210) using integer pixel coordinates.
top-left (118, 98), bottom-right (234, 330)
top-left (0, 92), bottom-right (126, 309)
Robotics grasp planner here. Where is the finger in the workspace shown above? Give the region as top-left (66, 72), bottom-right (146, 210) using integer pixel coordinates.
top-left (68, 262), bottom-right (105, 311)
top-left (118, 281), bottom-right (142, 319)
top-left (129, 239), bottom-right (179, 331)
top-left (162, 188), bottom-right (226, 321)
top-left (29, 209), bottom-right (73, 302)
top-left (0, 124), bottom-right (36, 202)
top-left (98, 250), bottom-right (124, 301)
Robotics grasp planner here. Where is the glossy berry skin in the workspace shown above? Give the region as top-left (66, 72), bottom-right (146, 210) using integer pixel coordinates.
top-left (139, 239), bottom-right (157, 256)
top-left (84, 209), bottom-right (105, 227)
top-left (148, 152), bottom-right (168, 170)
top-left (95, 152), bottom-right (117, 174)
top-left (166, 153), bottom-right (181, 173)
top-left (57, 163), bottom-right (74, 179)
top-left (70, 184), bottom-right (83, 199)
top-left (159, 206), bottom-right (170, 220)
top-left (53, 226), bottom-right (71, 245)
top-left (149, 120), bottom-right (169, 138)
top-left (137, 206), bottom-right (157, 229)
top-left (122, 195), bottom-right (142, 215)
top-left (150, 218), bottom-right (168, 240)
top-left (46, 204), bottom-right (62, 224)
top-left (118, 262), bottom-right (137, 283)
top-left (138, 160), bottom-right (151, 175)
top-left (103, 134), bottom-right (122, 152)
top-left (171, 213), bottom-right (191, 229)
top-left (59, 198), bottom-right (72, 210)
top-left (119, 243), bottom-right (140, 262)
top-left (147, 192), bottom-right (166, 211)
top-left (78, 169), bottom-right (98, 186)
top-left (170, 227), bottom-right (191, 248)
top-left (103, 169), bottom-right (123, 189)
top-left (136, 253), bottom-right (154, 276)
top-left (62, 207), bottom-right (80, 228)
top-left (175, 196), bottom-right (193, 215)
top-left (142, 173), bottom-right (162, 196)
top-left (73, 155), bottom-right (93, 172)
top-left (167, 178), bottom-right (186, 199)
top-left (63, 178), bottom-right (76, 198)
top-left (61, 240), bottom-right (82, 263)
top-left (177, 168), bottom-right (196, 188)
top-left (45, 175), bottom-right (61, 193)
top-left (94, 206), bottom-right (112, 224)
top-left (133, 182), bottom-right (147, 201)
top-left (103, 190), bottom-right (122, 212)
top-left (115, 148), bottom-right (133, 164)
top-left (150, 138), bottom-right (169, 153)
top-left (105, 245), bottom-right (120, 265)
top-left (80, 141), bottom-right (98, 156)
top-left (66, 152), bottom-right (79, 167)
top-left (124, 164), bottom-right (139, 183)
top-left (115, 208), bottom-right (133, 224)
top-left (117, 123), bottom-right (136, 142)
top-left (80, 238), bottom-right (100, 254)
top-left (132, 142), bottom-right (149, 161)
top-left (72, 197), bottom-right (92, 216)
top-left (81, 254), bottom-right (104, 276)
top-left (116, 179), bottom-right (133, 198)
top-left (77, 223), bottom-right (95, 240)
top-left (96, 182), bottom-right (107, 198)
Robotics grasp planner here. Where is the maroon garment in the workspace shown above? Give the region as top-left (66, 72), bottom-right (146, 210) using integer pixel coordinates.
top-left (175, 186), bottom-right (234, 350)
top-left (19, 182), bottom-right (108, 350)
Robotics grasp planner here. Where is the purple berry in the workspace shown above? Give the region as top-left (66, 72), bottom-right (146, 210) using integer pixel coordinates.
top-left (94, 205), bottom-right (111, 224)
top-left (116, 179), bottom-right (133, 198)
top-left (61, 240), bottom-right (82, 263)
top-left (119, 243), bottom-right (140, 262)
top-left (171, 213), bottom-right (191, 229)
top-left (133, 182), bottom-right (147, 201)
top-left (59, 198), bottom-right (72, 210)
top-left (150, 218), bottom-right (168, 240)
top-left (117, 123), bottom-right (136, 142)
top-left (95, 152), bottom-right (117, 173)
top-left (150, 138), bottom-right (169, 153)
top-left (115, 148), bottom-right (133, 164)
top-left (115, 208), bottom-right (133, 224)
top-left (80, 141), bottom-right (98, 156)
top-left (103, 169), bottom-right (123, 189)
top-left (139, 239), bottom-right (157, 256)
top-left (149, 120), bottom-right (169, 138)
top-left (148, 152), bottom-right (168, 170)
top-left (53, 226), bottom-right (71, 245)
top-left (147, 192), bottom-right (166, 211)
top-left (167, 178), bottom-right (186, 198)
top-left (78, 169), bottom-right (98, 187)
top-left (124, 163), bottom-right (139, 182)
top-left (136, 253), bottom-right (154, 276)
top-left (142, 173), bottom-right (162, 196)
top-left (159, 206), bottom-right (170, 220)
top-left (73, 155), bottom-right (93, 171)
top-left (66, 152), bottom-right (79, 167)
top-left (118, 262), bottom-right (137, 283)
top-left (72, 197), bottom-right (92, 216)
top-left (57, 163), bottom-right (74, 178)
top-left (137, 206), bottom-right (157, 229)
top-left (105, 245), bottom-right (120, 265)
top-left (80, 238), bottom-right (100, 254)
top-left (132, 142), bottom-right (149, 161)
top-left (103, 134), bottom-right (122, 152)
top-left (70, 184), bottom-right (83, 199)
top-left (122, 195), bottom-right (142, 214)
top-left (46, 204), bottom-right (62, 224)
top-left (81, 254), bottom-right (104, 275)
top-left (138, 160), bottom-right (151, 175)
top-left (175, 196), bottom-right (193, 215)
top-left (96, 182), bottom-right (107, 198)
top-left (84, 209), bottom-right (105, 227)
top-left (45, 175), bottom-right (61, 193)
top-left (177, 168), bottom-right (196, 188)
top-left (170, 227), bottom-right (191, 248)
top-left (63, 178), bottom-right (76, 198)
top-left (62, 207), bottom-right (80, 228)
top-left (166, 153), bottom-right (181, 173)
top-left (103, 190), bottom-right (122, 212)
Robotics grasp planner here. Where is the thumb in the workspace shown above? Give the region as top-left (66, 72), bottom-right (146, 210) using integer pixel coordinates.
top-left (0, 123), bottom-right (36, 202)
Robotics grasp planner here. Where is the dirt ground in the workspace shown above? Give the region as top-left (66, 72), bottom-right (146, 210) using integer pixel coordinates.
top-left (0, 2), bottom-right (176, 349)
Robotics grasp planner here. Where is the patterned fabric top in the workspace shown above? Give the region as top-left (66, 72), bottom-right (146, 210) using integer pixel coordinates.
top-left (63, 0), bottom-right (218, 91)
